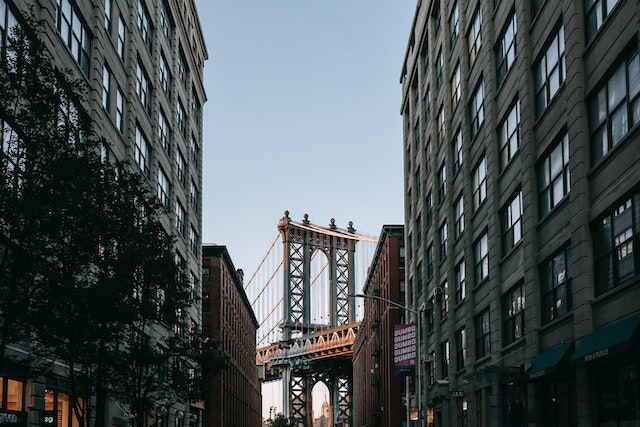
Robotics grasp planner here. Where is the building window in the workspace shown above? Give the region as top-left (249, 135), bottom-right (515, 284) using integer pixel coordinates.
top-left (415, 212), bottom-right (422, 247)
top-left (426, 190), bottom-right (433, 226)
top-left (541, 246), bottom-right (572, 324)
top-left (453, 127), bottom-right (463, 174)
top-left (586, 0), bottom-right (620, 41)
top-left (440, 281), bottom-right (449, 318)
top-left (176, 150), bottom-right (186, 186)
top-left (590, 51), bottom-right (640, 164)
top-left (455, 194), bottom-right (464, 238)
top-left (137, 0), bottom-right (152, 50)
top-left (451, 64), bottom-right (461, 110)
top-left (414, 121), bottom-right (421, 152)
top-left (158, 110), bottom-right (170, 152)
top-left (136, 61), bottom-right (151, 113)
top-left (177, 99), bottom-right (186, 136)
top-left (436, 50), bottom-right (443, 88)
top-left (104, 0), bottom-right (111, 31)
top-left (427, 244), bottom-right (434, 279)
top-left (0, 377), bottom-right (24, 410)
top-left (497, 12), bottom-right (517, 85)
top-left (190, 179), bottom-right (198, 210)
top-left (441, 340), bottom-right (451, 378)
top-left (539, 133), bottom-right (570, 216)
top-left (470, 80), bottom-right (485, 138)
top-left (134, 127), bottom-right (150, 176)
top-left (503, 282), bottom-right (525, 346)
top-left (438, 163), bottom-right (447, 202)
top-left (1, 120), bottom-right (25, 192)
top-left (439, 221), bottom-right (448, 261)
top-left (189, 225), bottom-right (198, 255)
top-left (456, 327), bottom-right (466, 370)
top-left (157, 167), bottom-right (169, 208)
top-left (427, 298), bottom-right (435, 334)
top-left (45, 388), bottom-right (82, 427)
top-left (176, 201), bottom-right (185, 236)
top-left (474, 232), bottom-right (489, 284)
top-left (160, 53), bottom-right (171, 95)
top-left (178, 48), bottom-right (188, 86)
top-left (535, 25), bottom-right (565, 116)
top-left (432, 1), bottom-right (441, 32)
top-left (503, 190), bottom-right (523, 253)
top-left (475, 308), bottom-right (491, 359)
top-left (468, 5), bottom-right (482, 65)
top-left (472, 156), bottom-right (487, 211)
top-left (0, 1), bottom-right (18, 56)
top-left (116, 88), bottom-right (124, 131)
top-left (455, 259), bottom-right (466, 304)
top-left (499, 100), bottom-right (520, 169)
top-left (117, 15), bottom-right (125, 58)
top-left (438, 105), bottom-right (445, 143)
top-left (190, 134), bottom-right (199, 163)
top-left (56, 0), bottom-right (91, 75)
top-left (594, 194), bottom-right (640, 295)
top-left (160, 0), bottom-right (173, 40)
top-left (449, 2), bottom-right (459, 47)
top-left (102, 65), bottom-right (111, 110)
top-left (424, 87), bottom-right (431, 122)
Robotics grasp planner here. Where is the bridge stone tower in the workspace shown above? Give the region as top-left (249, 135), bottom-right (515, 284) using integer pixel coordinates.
top-left (277, 211), bottom-right (358, 426)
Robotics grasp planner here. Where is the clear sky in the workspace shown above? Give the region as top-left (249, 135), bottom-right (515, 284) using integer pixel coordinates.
top-left (194, 0), bottom-right (417, 275)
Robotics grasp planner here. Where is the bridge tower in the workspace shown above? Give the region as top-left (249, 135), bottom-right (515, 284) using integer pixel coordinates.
top-left (277, 211), bottom-right (358, 426)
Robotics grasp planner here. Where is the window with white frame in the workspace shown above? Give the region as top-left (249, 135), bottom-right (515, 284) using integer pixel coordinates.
top-left (426, 189), bottom-right (433, 225)
top-left (456, 327), bottom-right (466, 370)
top-left (134, 127), bottom-right (150, 176)
top-left (534, 25), bottom-right (565, 116)
top-left (499, 100), bottom-right (520, 169)
top-left (439, 221), bottom-right (448, 260)
top-left (470, 80), bottom-right (485, 138)
top-left (436, 49), bottom-right (443, 88)
top-left (438, 105), bottom-right (445, 143)
top-left (497, 12), bottom-right (517, 85)
top-left (160, 0), bottom-right (172, 40)
top-left (177, 99), bottom-right (186, 136)
top-left (472, 156), bottom-right (487, 210)
top-left (503, 190), bottom-right (523, 253)
top-left (441, 282), bottom-right (450, 318)
top-left (159, 53), bottom-right (170, 95)
top-left (104, 0), bottom-right (111, 31)
top-left (441, 340), bottom-right (451, 377)
top-left (189, 225), bottom-right (198, 255)
top-left (157, 167), bottom-right (169, 208)
top-left (590, 51), bottom-right (640, 164)
top-left (0, 0), bottom-right (18, 56)
top-left (178, 48), bottom-right (188, 86)
top-left (539, 133), bottom-right (570, 216)
top-left (438, 163), bottom-right (446, 202)
top-left (468, 5), bottom-right (482, 65)
top-left (56, 0), bottom-right (91, 75)
top-left (190, 134), bottom-right (198, 163)
top-left (474, 232), bottom-right (489, 284)
top-left (190, 179), bottom-right (198, 210)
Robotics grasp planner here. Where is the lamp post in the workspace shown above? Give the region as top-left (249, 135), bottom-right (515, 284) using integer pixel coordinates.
top-left (350, 293), bottom-right (424, 427)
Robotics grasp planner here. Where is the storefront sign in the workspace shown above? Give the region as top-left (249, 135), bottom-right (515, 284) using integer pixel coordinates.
top-left (41, 411), bottom-right (57, 427)
top-left (583, 348), bottom-right (609, 363)
top-left (450, 390), bottom-right (465, 398)
top-left (0, 410), bottom-right (26, 427)
top-left (394, 323), bottom-right (416, 376)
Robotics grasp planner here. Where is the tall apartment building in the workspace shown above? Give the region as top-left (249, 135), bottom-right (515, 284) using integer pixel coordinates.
top-left (1, 0), bottom-right (206, 426)
top-left (201, 245), bottom-right (261, 427)
top-left (353, 225), bottom-right (406, 427)
top-left (401, 0), bottom-right (640, 425)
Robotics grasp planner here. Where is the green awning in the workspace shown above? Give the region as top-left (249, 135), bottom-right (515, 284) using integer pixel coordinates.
top-left (527, 342), bottom-right (574, 380)
top-left (570, 312), bottom-right (640, 367)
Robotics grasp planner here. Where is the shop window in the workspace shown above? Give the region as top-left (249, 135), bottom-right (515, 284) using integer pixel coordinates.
top-left (596, 363), bottom-right (639, 426)
top-left (44, 388), bottom-right (82, 427)
top-left (0, 377), bottom-right (24, 410)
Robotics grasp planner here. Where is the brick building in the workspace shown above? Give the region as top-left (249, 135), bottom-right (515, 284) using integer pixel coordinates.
top-left (353, 225), bottom-right (406, 427)
top-left (202, 245), bottom-right (261, 427)
top-left (401, 0), bottom-right (640, 425)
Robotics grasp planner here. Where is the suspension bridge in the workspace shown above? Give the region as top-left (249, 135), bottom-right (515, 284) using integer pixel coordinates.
top-left (244, 211), bottom-right (378, 426)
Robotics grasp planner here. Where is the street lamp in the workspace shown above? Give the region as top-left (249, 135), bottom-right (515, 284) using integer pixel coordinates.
top-left (350, 293), bottom-right (424, 427)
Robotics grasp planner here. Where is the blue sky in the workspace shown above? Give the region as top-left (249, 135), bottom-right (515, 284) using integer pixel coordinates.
top-left (196, 0), bottom-right (416, 278)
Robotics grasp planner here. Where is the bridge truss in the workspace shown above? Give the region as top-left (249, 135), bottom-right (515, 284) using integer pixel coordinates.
top-left (247, 211), bottom-right (377, 426)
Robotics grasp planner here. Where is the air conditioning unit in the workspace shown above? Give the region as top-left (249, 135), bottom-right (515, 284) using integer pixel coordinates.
top-left (434, 286), bottom-right (443, 295)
